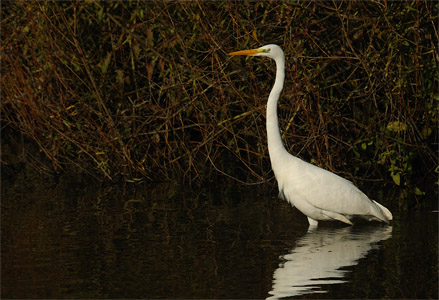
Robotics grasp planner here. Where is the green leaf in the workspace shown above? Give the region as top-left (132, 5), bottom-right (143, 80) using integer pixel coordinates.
top-left (414, 187), bottom-right (424, 196)
top-left (100, 52), bottom-right (112, 74)
top-left (391, 172), bottom-right (401, 186)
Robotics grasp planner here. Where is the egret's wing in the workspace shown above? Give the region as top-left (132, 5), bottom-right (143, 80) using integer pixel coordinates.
top-left (281, 159), bottom-right (388, 221)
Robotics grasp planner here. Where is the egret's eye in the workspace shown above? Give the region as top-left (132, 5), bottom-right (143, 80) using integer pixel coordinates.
top-left (260, 48), bottom-right (271, 53)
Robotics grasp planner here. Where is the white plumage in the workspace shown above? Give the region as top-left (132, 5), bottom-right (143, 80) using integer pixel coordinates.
top-left (229, 44), bottom-right (392, 227)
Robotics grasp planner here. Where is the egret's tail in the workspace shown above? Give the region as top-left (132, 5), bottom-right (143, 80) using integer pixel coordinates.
top-left (372, 200), bottom-right (393, 222)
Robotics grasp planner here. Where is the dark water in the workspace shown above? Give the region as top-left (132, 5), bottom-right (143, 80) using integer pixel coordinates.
top-left (2, 173), bottom-right (438, 299)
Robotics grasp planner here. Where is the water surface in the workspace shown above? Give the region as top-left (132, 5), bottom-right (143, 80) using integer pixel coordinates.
top-left (2, 173), bottom-right (437, 298)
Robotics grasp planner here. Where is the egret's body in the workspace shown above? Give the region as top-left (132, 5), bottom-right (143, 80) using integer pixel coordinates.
top-left (229, 44), bottom-right (392, 227)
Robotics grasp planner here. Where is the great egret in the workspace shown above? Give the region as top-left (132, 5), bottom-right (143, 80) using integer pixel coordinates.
top-left (229, 44), bottom-right (392, 227)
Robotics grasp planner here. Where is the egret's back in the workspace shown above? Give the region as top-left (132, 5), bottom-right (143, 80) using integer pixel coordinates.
top-left (275, 154), bottom-right (392, 225)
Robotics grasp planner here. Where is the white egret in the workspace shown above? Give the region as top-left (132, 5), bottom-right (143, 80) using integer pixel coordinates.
top-left (229, 44), bottom-right (392, 227)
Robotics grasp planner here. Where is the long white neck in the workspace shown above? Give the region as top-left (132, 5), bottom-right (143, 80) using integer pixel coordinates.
top-left (266, 53), bottom-right (290, 173)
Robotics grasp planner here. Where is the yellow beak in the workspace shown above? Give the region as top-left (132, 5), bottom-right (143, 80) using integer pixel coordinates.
top-left (228, 48), bottom-right (262, 56)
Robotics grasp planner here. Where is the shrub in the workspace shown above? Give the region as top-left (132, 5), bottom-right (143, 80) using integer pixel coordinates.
top-left (2, 1), bottom-right (437, 204)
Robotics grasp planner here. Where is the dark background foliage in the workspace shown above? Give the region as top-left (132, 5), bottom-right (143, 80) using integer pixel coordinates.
top-left (2, 1), bottom-right (438, 207)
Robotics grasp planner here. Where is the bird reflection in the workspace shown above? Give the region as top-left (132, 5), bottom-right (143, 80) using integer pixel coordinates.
top-left (267, 225), bottom-right (392, 299)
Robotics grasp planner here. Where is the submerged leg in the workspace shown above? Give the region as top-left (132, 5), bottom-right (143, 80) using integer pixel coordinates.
top-left (307, 217), bottom-right (318, 227)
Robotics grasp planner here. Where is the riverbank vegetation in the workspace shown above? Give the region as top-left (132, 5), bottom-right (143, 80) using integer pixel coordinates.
top-left (2, 1), bottom-right (438, 207)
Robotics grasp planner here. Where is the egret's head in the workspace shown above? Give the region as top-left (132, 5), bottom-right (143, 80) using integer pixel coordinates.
top-left (228, 44), bottom-right (283, 59)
